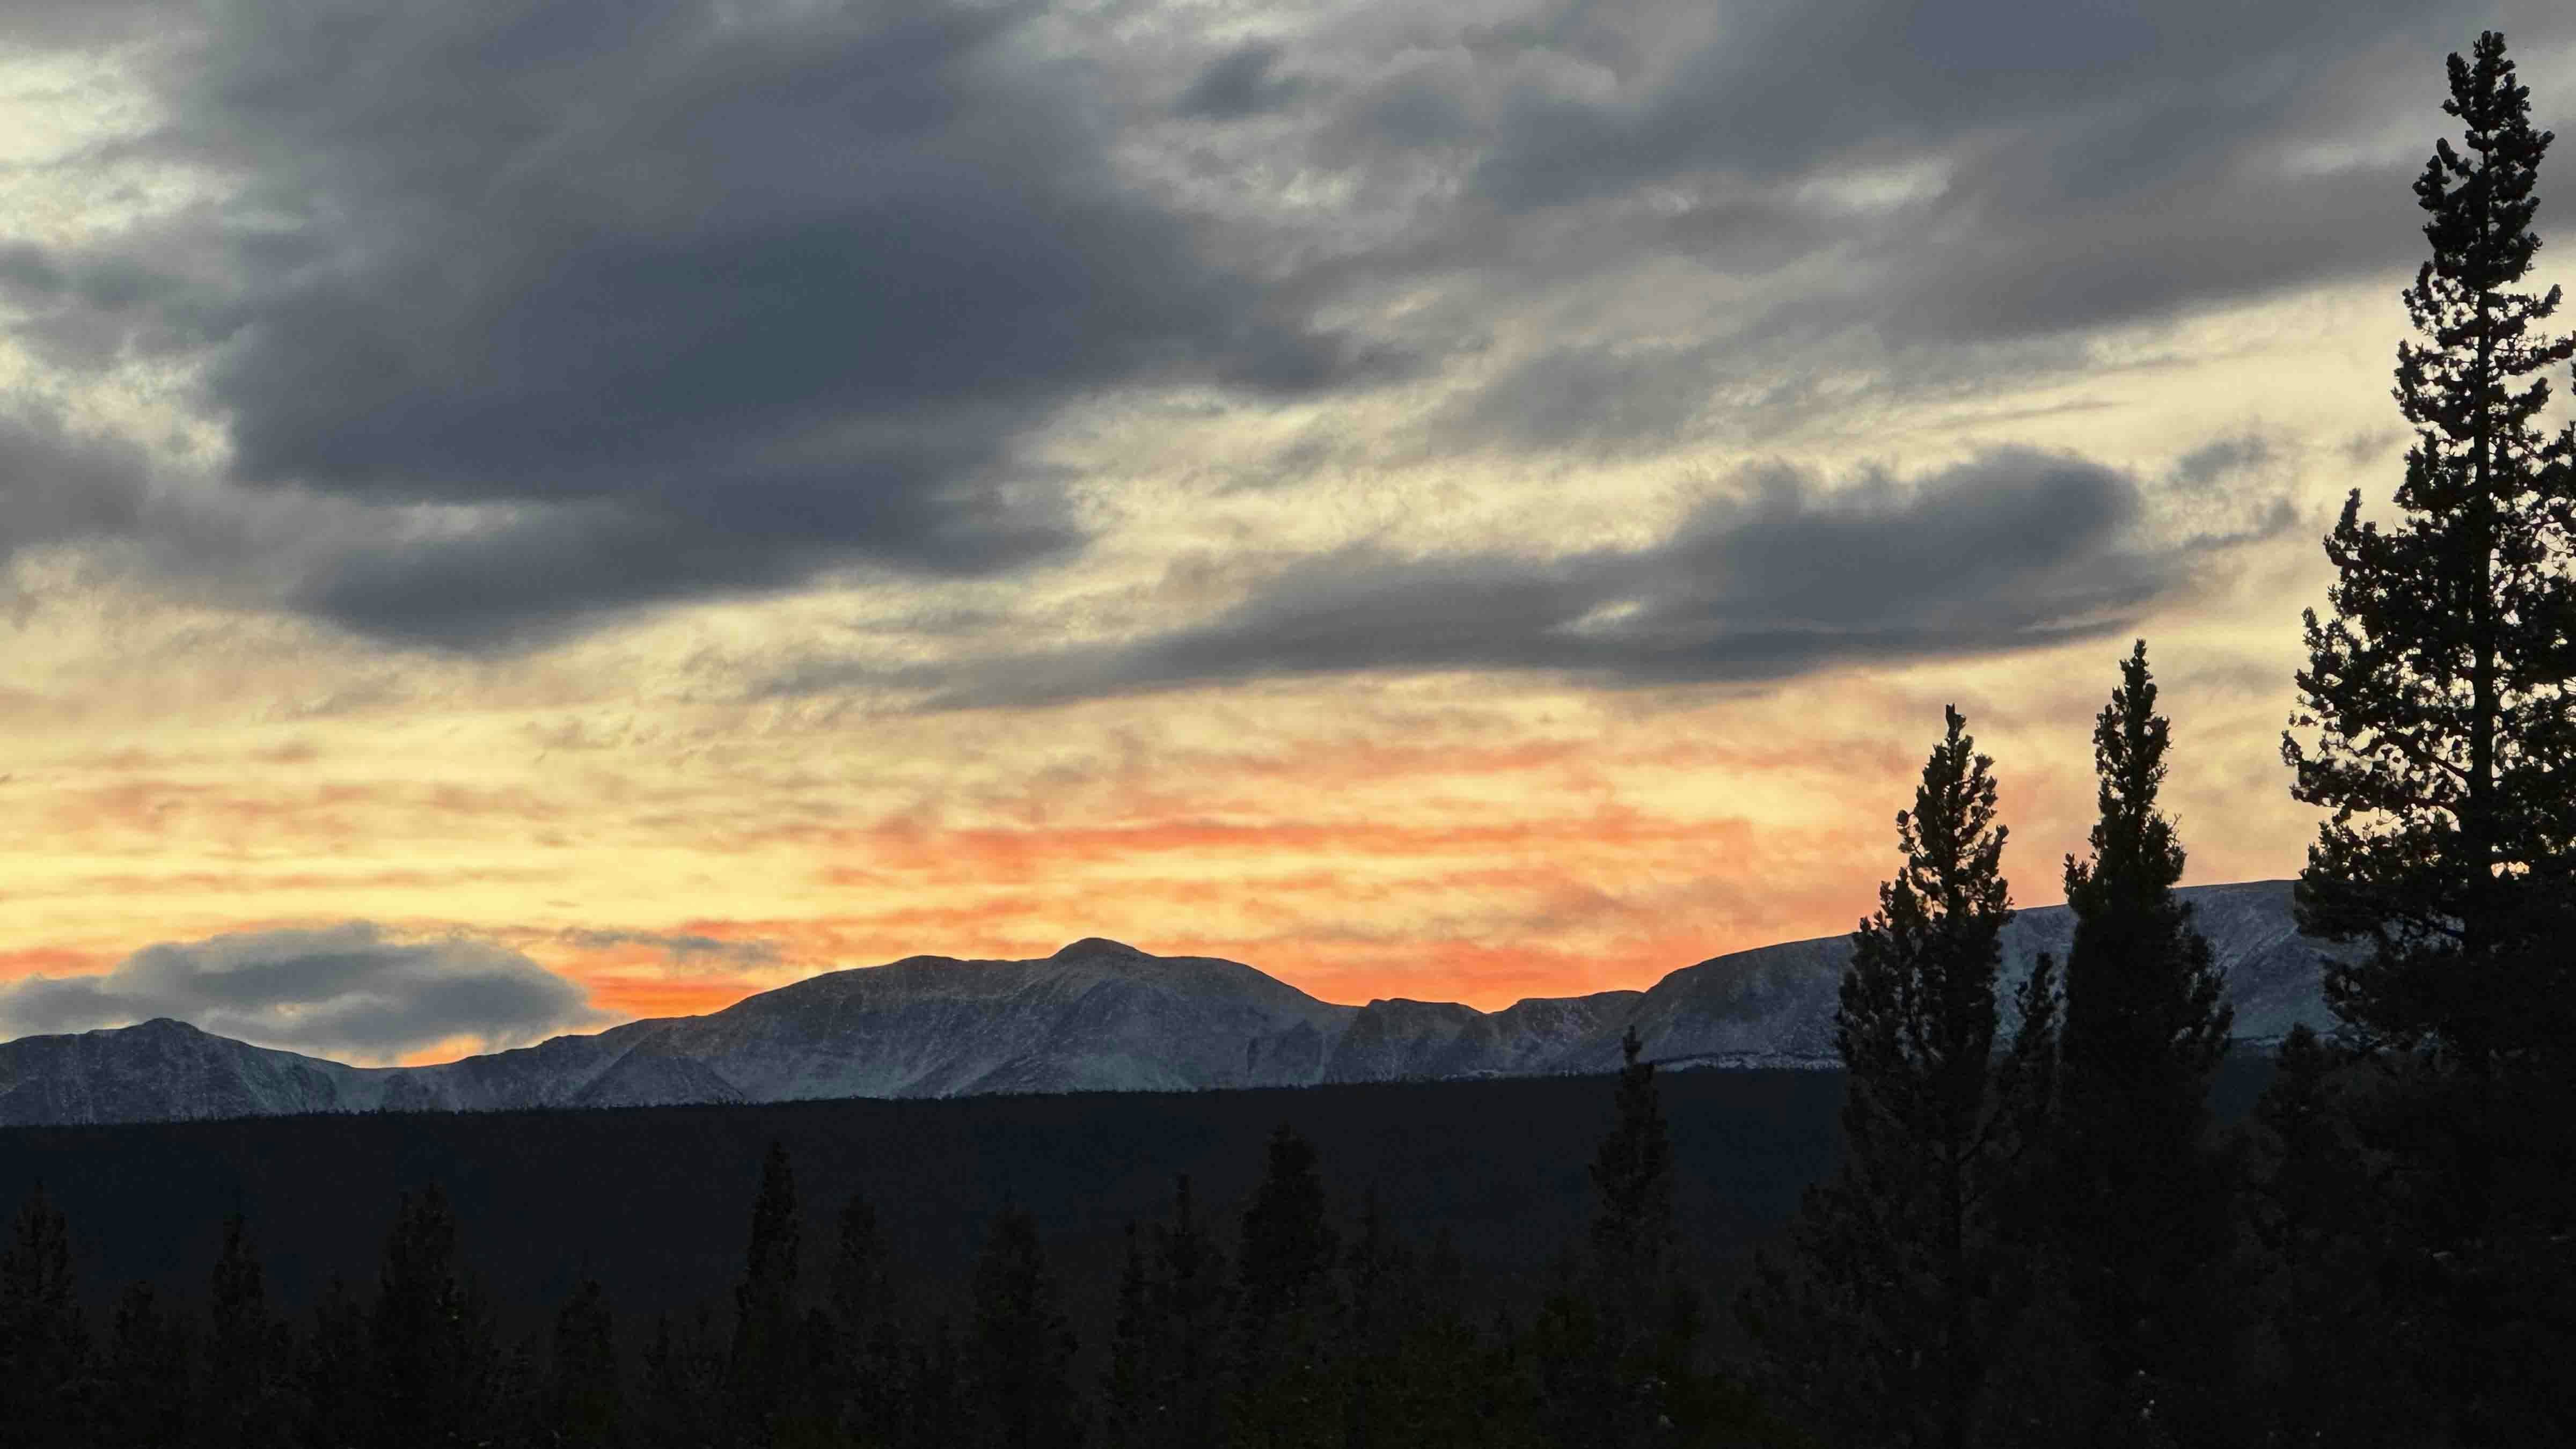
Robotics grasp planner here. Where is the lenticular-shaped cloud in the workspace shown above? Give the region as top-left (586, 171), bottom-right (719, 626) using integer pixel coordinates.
top-left (0, 923), bottom-right (611, 1064)
top-left (867, 445), bottom-right (2297, 708)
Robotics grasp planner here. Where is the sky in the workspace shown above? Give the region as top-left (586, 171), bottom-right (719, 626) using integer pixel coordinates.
top-left (2, 0), bottom-right (2573, 1066)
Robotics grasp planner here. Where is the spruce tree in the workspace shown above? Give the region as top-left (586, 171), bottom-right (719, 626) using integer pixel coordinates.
top-left (825, 1188), bottom-right (902, 1445)
top-left (299, 1274), bottom-right (371, 1449)
top-left (1528, 1256), bottom-right (1609, 1449)
top-left (967, 1206), bottom-right (1082, 1449)
top-left (1231, 1126), bottom-right (1341, 1449)
top-left (640, 1307), bottom-right (727, 1449)
top-left (0, 1184), bottom-right (92, 1449)
top-left (1104, 1223), bottom-right (1155, 1449)
top-left (730, 1141), bottom-right (805, 1443)
top-left (100, 1281), bottom-right (192, 1448)
top-left (1579, 1026), bottom-right (1692, 1448)
top-left (1339, 1189), bottom-right (1415, 1449)
top-left (1751, 707), bottom-right (2057, 1449)
top-left (204, 1211), bottom-right (288, 1449)
top-left (2242, 1026), bottom-right (2392, 1447)
top-left (368, 1184), bottom-right (499, 1449)
top-left (550, 1275), bottom-right (623, 1448)
top-left (895, 1319), bottom-right (971, 1449)
top-left (2053, 640), bottom-right (2234, 1440)
top-left (1148, 1174), bottom-right (1230, 1449)
top-left (2282, 28), bottom-right (2576, 1439)
top-left (1393, 1230), bottom-right (1509, 1449)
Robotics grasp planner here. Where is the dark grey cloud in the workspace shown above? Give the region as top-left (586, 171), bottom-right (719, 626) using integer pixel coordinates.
top-left (1460, 0), bottom-right (2469, 210)
top-left (836, 445), bottom-right (2295, 708)
top-left (8, 0), bottom-right (2569, 660)
top-left (2170, 433), bottom-right (2277, 491)
top-left (1302, 0), bottom-right (2573, 436)
top-left (0, 407), bottom-right (162, 556)
top-left (0, 0), bottom-right (164, 49)
top-left (0, 923), bottom-right (610, 1063)
top-left (7, 0), bottom-right (1382, 649)
top-left (1175, 42), bottom-right (1308, 120)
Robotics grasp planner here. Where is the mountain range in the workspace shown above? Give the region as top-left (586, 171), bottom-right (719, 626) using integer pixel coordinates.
top-left (0, 880), bottom-right (2347, 1128)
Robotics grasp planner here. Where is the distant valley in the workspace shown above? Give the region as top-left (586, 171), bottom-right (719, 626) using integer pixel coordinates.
top-left (0, 880), bottom-right (2346, 1128)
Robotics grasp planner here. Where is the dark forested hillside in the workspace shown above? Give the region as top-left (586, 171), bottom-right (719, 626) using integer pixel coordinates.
top-left (0, 1057), bottom-right (2282, 1334)
top-left (0, 1069), bottom-right (1855, 1334)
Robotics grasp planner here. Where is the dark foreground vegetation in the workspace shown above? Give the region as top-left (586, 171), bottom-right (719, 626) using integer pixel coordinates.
top-left (4, 25), bottom-right (2575, 1448)
top-left (0, 1048), bottom-right (2279, 1448)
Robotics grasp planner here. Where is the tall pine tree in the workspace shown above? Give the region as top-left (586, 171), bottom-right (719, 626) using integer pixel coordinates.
top-left (2241, 1026), bottom-right (2390, 1448)
top-left (0, 1184), bottom-right (91, 1449)
top-left (825, 1188), bottom-right (903, 1446)
top-left (1584, 1026), bottom-right (1691, 1448)
top-left (368, 1184), bottom-right (499, 1449)
top-left (1751, 707), bottom-right (2057, 1449)
top-left (203, 1211), bottom-right (288, 1449)
top-left (2282, 28), bottom-right (2576, 1441)
top-left (967, 1206), bottom-right (1082, 1449)
top-left (100, 1280), bottom-right (192, 1449)
top-left (1104, 1222), bottom-right (1156, 1449)
top-left (1231, 1126), bottom-right (1341, 1449)
top-left (550, 1275), bottom-right (624, 1448)
top-left (299, 1273), bottom-right (372, 1449)
top-left (730, 1140), bottom-right (805, 1443)
top-left (2052, 640), bottom-right (2234, 1441)
top-left (1151, 1175), bottom-right (1231, 1449)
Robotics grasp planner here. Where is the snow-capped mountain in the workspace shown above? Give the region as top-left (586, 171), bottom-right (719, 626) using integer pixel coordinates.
top-left (0, 881), bottom-right (2353, 1126)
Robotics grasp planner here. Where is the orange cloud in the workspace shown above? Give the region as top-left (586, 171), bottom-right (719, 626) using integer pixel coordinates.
top-left (0, 946), bottom-right (113, 984)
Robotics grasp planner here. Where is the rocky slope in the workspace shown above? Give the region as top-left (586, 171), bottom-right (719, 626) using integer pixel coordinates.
top-left (0, 881), bottom-right (2351, 1125)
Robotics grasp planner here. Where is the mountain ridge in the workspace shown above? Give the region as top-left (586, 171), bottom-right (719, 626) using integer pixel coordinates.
top-left (0, 879), bottom-right (2350, 1126)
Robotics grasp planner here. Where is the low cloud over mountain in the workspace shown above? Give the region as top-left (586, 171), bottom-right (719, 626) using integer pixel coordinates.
top-left (0, 923), bottom-right (609, 1064)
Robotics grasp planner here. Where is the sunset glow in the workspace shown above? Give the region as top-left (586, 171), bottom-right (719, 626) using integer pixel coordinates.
top-left (2, 1), bottom-right (2570, 1064)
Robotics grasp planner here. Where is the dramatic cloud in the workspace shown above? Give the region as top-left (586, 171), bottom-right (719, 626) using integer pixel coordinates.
top-left (0, 0), bottom-right (2563, 1034)
top-left (845, 445), bottom-right (2296, 708)
top-left (4, 0), bottom-right (1381, 649)
top-left (3, 0), bottom-right (2566, 656)
top-left (1175, 42), bottom-right (1308, 120)
top-left (0, 923), bottom-right (610, 1063)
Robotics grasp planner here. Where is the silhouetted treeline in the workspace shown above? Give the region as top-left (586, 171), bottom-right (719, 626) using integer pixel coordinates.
top-left (0, 1057), bottom-right (1812, 1448)
top-left (11, 33), bottom-right (2572, 1446)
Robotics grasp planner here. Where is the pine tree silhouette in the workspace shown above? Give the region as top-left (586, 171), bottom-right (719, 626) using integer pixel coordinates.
top-left (202, 1211), bottom-right (288, 1449)
top-left (2283, 28), bottom-right (2576, 1439)
top-left (100, 1280), bottom-right (192, 1448)
top-left (1103, 1222), bottom-right (1155, 1449)
top-left (968, 1206), bottom-right (1083, 1449)
top-left (641, 1305), bottom-right (726, 1449)
top-left (2242, 1026), bottom-right (2385, 1446)
top-left (1338, 1188), bottom-right (1415, 1449)
top-left (1148, 1174), bottom-right (1230, 1449)
top-left (1589, 1024), bottom-right (1690, 1446)
top-left (0, 1184), bottom-right (93, 1449)
top-left (550, 1275), bottom-right (623, 1447)
top-left (824, 1188), bottom-right (903, 1445)
top-left (1747, 707), bottom-right (2056, 1449)
top-left (368, 1184), bottom-right (499, 1449)
top-left (1231, 1126), bottom-right (1341, 1449)
top-left (729, 1140), bottom-right (805, 1444)
top-left (299, 1273), bottom-right (371, 1449)
top-left (2051, 640), bottom-right (2235, 1441)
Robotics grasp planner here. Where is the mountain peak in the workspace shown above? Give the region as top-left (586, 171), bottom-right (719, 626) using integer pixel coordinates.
top-left (1052, 936), bottom-right (1149, 961)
